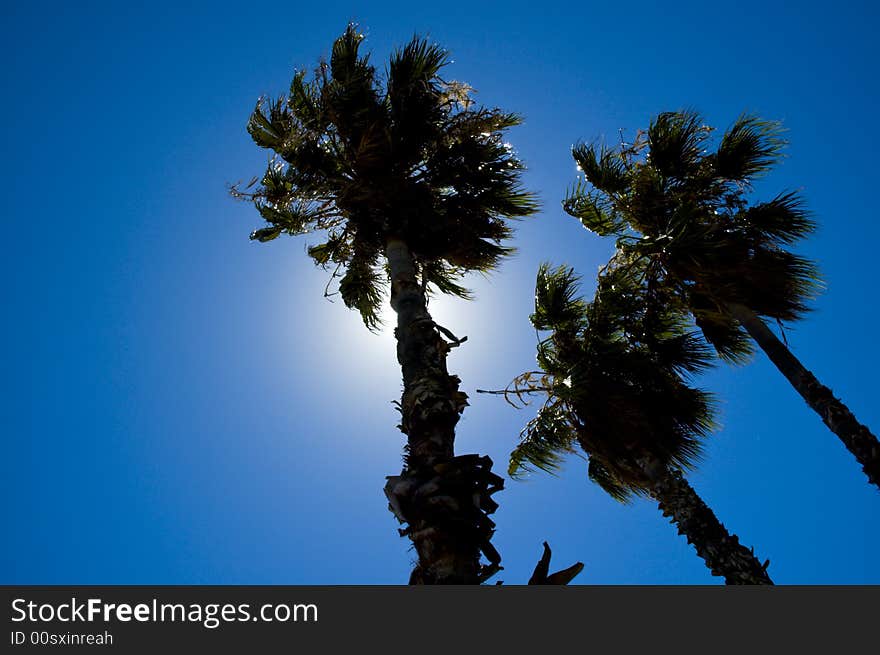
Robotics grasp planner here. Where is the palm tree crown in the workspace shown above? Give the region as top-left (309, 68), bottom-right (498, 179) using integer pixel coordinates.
top-left (509, 262), bottom-right (715, 500)
top-left (236, 24), bottom-right (537, 329)
top-left (565, 111), bottom-right (880, 490)
top-left (564, 110), bottom-right (819, 362)
top-left (494, 262), bottom-right (773, 583)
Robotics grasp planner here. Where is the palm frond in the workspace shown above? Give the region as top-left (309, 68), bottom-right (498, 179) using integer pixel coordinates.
top-left (691, 302), bottom-right (755, 364)
top-left (508, 403), bottom-right (577, 478)
top-left (646, 110), bottom-right (709, 179)
top-left (531, 263), bottom-right (587, 331)
top-left (388, 37), bottom-right (450, 90)
top-left (306, 231), bottom-right (352, 267)
top-left (288, 70), bottom-right (324, 130)
top-left (386, 37), bottom-right (449, 164)
top-left (563, 181), bottom-right (627, 237)
top-left (587, 458), bottom-right (634, 503)
top-left (421, 260), bottom-right (473, 300)
top-left (741, 191), bottom-right (816, 245)
top-left (571, 142), bottom-right (630, 194)
top-left (247, 96), bottom-right (292, 149)
top-left (324, 25), bottom-right (381, 151)
top-left (651, 331), bottom-right (715, 377)
top-left (330, 23), bottom-right (368, 82)
top-left (445, 238), bottom-right (514, 272)
top-left (339, 251), bottom-right (385, 330)
top-left (252, 199), bottom-right (323, 238)
top-left (535, 337), bottom-right (567, 379)
top-left (249, 226), bottom-right (283, 242)
top-left (740, 248), bottom-right (822, 322)
top-left (715, 114), bottom-right (785, 181)
top-left (444, 108), bottom-right (523, 139)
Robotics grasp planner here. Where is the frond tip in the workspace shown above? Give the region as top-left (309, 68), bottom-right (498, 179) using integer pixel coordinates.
top-left (571, 142), bottom-right (628, 194)
top-left (339, 255), bottom-right (385, 331)
top-left (742, 191), bottom-right (815, 245)
top-left (646, 110), bottom-right (709, 178)
top-left (530, 263), bottom-right (586, 331)
top-left (508, 403), bottom-right (577, 478)
top-left (715, 114), bottom-right (786, 181)
top-left (587, 458), bottom-right (633, 503)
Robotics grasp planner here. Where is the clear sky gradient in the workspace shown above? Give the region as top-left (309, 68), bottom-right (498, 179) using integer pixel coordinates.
top-left (3, 1), bottom-right (878, 584)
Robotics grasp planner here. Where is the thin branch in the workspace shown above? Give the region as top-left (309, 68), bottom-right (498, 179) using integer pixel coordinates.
top-left (477, 370), bottom-right (555, 409)
top-left (323, 261), bottom-right (344, 300)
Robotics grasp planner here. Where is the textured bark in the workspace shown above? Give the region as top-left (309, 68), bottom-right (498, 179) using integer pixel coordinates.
top-left (383, 238), bottom-right (503, 584)
top-left (726, 302), bottom-right (880, 489)
top-left (648, 467), bottom-right (773, 585)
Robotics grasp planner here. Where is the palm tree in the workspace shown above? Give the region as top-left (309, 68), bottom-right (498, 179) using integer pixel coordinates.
top-left (564, 111), bottom-right (880, 489)
top-left (233, 25), bottom-right (538, 583)
top-left (484, 263), bottom-right (773, 584)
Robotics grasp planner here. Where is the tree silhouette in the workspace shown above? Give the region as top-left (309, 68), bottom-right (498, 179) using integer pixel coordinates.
top-left (564, 111), bottom-right (879, 489)
top-left (483, 263), bottom-right (773, 584)
top-left (234, 25), bottom-right (540, 583)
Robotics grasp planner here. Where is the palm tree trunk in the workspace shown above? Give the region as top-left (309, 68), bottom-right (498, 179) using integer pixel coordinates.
top-left (382, 237), bottom-right (503, 584)
top-left (647, 467), bottom-right (773, 585)
top-left (726, 302), bottom-right (880, 489)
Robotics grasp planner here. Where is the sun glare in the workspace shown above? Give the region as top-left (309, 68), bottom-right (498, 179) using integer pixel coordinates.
top-left (350, 292), bottom-right (472, 365)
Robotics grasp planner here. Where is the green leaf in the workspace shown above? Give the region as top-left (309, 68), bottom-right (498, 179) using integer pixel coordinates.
top-left (421, 261), bottom-right (473, 300)
top-left (508, 403), bottom-right (577, 478)
top-left (646, 110), bottom-right (708, 179)
top-left (339, 255), bottom-right (385, 331)
top-left (249, 226), bottom-right (282, 242)
top-left (741, 191), bottom-right (815, 245)
top-left (571, 142), bottom-right (629, 194)
top-left (530, 263), bottom-right (587, 331)
top-left (587, 459), bottom-right (632, 502)
top-left (330, 23), bottom-right (367, 82)
top-left (715, 114), bottom-right (785, 181)
top-left (563, 184), bottom-right (626, 236)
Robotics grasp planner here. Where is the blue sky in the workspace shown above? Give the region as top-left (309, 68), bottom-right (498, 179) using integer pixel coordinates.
top-left (2, 1), bottom-right (878, 584)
